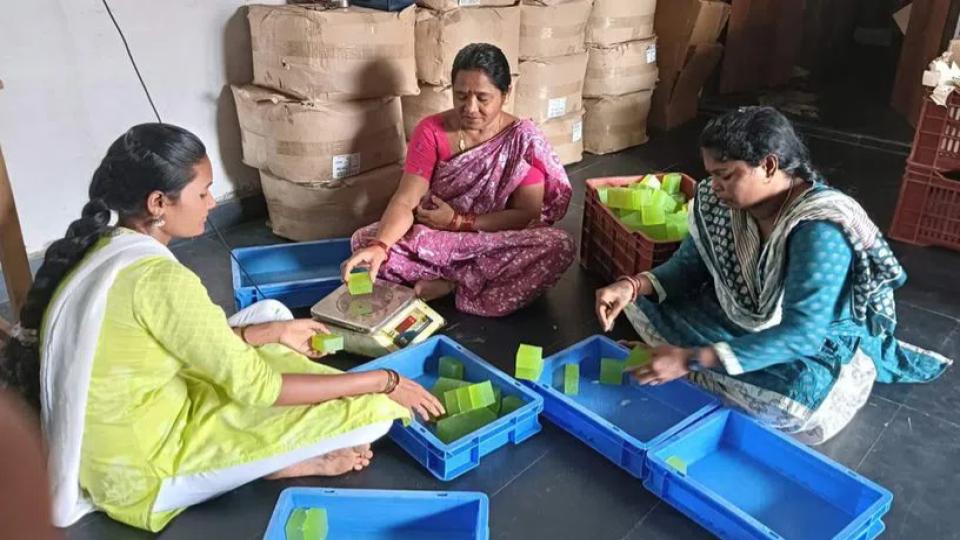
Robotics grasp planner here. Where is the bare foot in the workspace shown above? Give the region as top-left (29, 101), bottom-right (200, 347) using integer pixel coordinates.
top-left (265, 444), bottom-right (374, 479)
top-left (414, 279), bottom-right (456, 301)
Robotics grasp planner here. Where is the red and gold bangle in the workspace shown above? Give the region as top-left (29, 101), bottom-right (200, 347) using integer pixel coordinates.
top-left (459, 213), bottom-right (477, 232)
top-left (448, 213), bottom-right (462, 231)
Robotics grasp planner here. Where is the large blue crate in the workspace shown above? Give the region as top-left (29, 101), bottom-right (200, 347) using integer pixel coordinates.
top-left (525, 335), bottom-right (720, 479)
top-left (350, 0), bottom-right (416, 10)
top-left (230, 238), bottom-right (352, 311)
top-left (263, 487), bottom-right (489, 540)
top-left (645, 409), bottom-right (893, 540)
top-left (350, 336), bottom-right (544, 481)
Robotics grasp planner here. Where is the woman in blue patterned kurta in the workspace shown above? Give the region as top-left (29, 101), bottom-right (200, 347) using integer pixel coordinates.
top-left (596, 107), bottom-right (952, 444)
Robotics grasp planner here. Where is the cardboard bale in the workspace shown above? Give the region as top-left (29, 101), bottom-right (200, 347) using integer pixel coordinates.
top-left (654, 0), bottom-right (730, 74)
top-left (516, 53), bottom-right (588, 124)
top-left (415, 6), bottom-right (521, 86)
top-left (583, 90), bottom-right (652, 155)
top-left (650, 43), bottom-right (723, 131)
top-left (541, 110), bottom-right (584, 165)
top-left (519, 0), bottom-right (592, 60)
top-left (232, 85), bottom-right (405, 184)
top-left (261, 163), bottom-right (403, 241)
top-left (583, 38), bottom-right (658, 98)
top-left (586, 0), bottom-right (657, 47)
top-left (249, 5), bottom-right (417, 101)
top-left (418, 0), bottom-right (517, 12)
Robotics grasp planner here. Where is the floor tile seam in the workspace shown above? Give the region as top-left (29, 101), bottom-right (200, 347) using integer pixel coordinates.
top-left (617, 501), bottom-right (662, 540)
top-left (856, 403), bottom-right (903, 471)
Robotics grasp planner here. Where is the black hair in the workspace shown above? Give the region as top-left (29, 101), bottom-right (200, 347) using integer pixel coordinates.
top-left (0, 123), bottom-right (206, 408)
top-left (451, 43), bottom-right (512, 93)
top-left (699, 106), bottom-right (823, 184)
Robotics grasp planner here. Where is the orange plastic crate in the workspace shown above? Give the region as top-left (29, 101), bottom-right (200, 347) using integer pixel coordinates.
top-left (580, 174), bottom-right (698, 283)
top-left (909, 92), bottom-right (960, 171)
top-left (889, 160), bottom-right (960, 251)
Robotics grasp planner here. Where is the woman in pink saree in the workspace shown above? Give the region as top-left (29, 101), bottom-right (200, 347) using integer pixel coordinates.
top-left (343, 44), bottom-right (575, 317)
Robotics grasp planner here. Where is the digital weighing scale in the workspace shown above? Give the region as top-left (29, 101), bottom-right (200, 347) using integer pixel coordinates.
top-left (310, 281), bottom-right (445, 358)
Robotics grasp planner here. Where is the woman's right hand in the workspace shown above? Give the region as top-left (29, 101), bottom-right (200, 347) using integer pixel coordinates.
top-left (595, 276), bottom-right (652, 332)
top-left (341, 245), bottom-right (388, 283)
top-left (387, 376), bottom-right (445, 422)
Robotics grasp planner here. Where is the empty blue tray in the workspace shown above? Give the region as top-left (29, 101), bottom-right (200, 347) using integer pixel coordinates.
top-left (230, 238), bottom-right (352, 310)
top-left (263, 487), bottom-right (489, 540)
top-left (645, 409), bottom-right (893, 540)
top-left (351, 336), bottom-right (544, 481)
top-left (525, 335), bottom-right (720, 479)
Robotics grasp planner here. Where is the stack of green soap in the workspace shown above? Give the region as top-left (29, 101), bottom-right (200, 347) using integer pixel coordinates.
top-left (286, 507), bottom-right (328, 540)
top-left (515, 344), bottom-right (543, 381)
top-left (563, 364), bottom-right (580, 396)
top-left (436, 407), bottom-right (498, 443)
top-left (597, 173), bottom-right (691, 242)
top-left (500, 395), bottom-right (525, 416)
top-left (311, 333), bottom-right (344, 354)
top-left (599, 358), bottom-right (626, 385)
top-left (443, 381), bottom-right (496, 415)
top-left (439, 356), bottom-right (464, 379)
top-left (431, 377), bottom-right (469, 399)
top-left (347, 271), bottom-right (373, 296)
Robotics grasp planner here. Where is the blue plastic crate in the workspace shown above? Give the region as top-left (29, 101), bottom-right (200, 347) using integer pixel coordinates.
top-left (645, 409), bottom-right (893, 540)
top-left (263, 487), bottom-right (489, 540)
top-left (350, 0), bottom-right (416, 10)
top-left (350, 335), bottom-right (544, 481)
top-left (525, 335), bottom-right (720, 479)
top-left (230, 238), bottom-right (352, 311)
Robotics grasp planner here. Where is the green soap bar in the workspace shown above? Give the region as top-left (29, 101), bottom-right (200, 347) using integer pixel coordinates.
top-left (436, 407), bottom-right (498, 443)
top-left (500, 395), bottom-right (525, 417)
top-left (625, 346), bottom-right (651, 369)
top-left (666, 455), bottom-right (688, 475)
top-left (672, 192), bottom-right (687, 205)
top-left (641, 223), bottom-right (670, 241)
top-left (662, 173), bottom-right (683, 194)
top-left (606, 188), bottom-right (643, 210)
top-left (652, 189), bottom-right (678, 213)
top-left (443, 381), bottom-right (495, 415)
top-left (431, 377), bottom-right (469, 399)
top-left (665, 212), bottom-right (690, 241)
top-left (563, 363), bottom-right (580, 396)
top-left (597, 186), bottom-right (610, 204)
top-left (347, 271), bottom-right (374, 296)
top-left (619, 212), bottom-right (644, 231)
top-left (640, 174), bottom-right (662, 190)
top-left (488, 387), bottom-right (502, 415)
top-left (438, 356), bottom-right (465, 380)
top-left (286, 508), bottom-right (328, 540)
top-left (599, 358), bottom-right (626, 385)
top-left (515, 344), bottom-right (543, 381)
top-left (311, 333), bottom-right (344, 354)
top-left (641, 204), bottom-right (666, 225)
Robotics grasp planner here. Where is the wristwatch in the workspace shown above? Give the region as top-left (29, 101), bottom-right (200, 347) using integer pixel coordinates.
top-left (686, 349), bottom-right (706, 373)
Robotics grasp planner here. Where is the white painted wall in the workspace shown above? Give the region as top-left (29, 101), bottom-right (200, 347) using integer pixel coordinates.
top-left (0, 0), bottom-right (281, 254)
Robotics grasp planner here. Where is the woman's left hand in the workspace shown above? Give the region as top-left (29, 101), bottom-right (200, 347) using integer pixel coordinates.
top-left (277, 319), bottom-right (331, 359)
top-left (628, 345), bottom-right (692, 385)
top-left (415, 195), bottom-right (456, 230)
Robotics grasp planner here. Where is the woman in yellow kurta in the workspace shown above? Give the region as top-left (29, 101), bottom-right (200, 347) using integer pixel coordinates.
top-left (0, 124), bottom-right (444, 532)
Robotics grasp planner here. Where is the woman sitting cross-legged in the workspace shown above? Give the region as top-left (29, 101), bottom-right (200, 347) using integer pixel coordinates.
top-left (343, 43), bottom-right (575, 317)
top-left (0, 123), bottom-right (443, 532)
top-left (595, 107), bottom-right (952, 445)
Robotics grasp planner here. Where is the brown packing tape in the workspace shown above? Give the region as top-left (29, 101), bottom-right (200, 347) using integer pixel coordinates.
top-left (273, 126), bottom-right (403, 157)
top-left (520, 23), bottom-right (587, 40)
top-left (268, 41), bottom-right (414, 60)
top-left (585, 64), bottom-right (658, 79)
top-left (525, 81), bottom-right (586, 100)
top-left (589, 14), bottom-right (655, 31)
top-left (262, 164), bottom-right (403, 241)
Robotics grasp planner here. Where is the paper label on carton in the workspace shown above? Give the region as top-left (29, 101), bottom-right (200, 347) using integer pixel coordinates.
top-left (572, 120), bottom-right (583, 142)
top-left (547, 97), bottom-right (568, 119)
top-left (646, 45), bottom-right (657, 64)
top-left (332, 153), bottom-right (361, 180)
top-left (459, 0), bottom-right (481, 5)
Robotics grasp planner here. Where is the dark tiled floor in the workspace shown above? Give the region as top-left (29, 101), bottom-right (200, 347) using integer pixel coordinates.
top-left (67, 123), bottom-right (960, 540)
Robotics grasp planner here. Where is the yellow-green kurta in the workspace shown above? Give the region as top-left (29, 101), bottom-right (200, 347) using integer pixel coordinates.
top-left (64, 235), bottom-right (409, 531)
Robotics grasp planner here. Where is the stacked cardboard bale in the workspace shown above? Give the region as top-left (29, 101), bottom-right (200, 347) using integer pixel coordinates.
top-left (582, 0), bottom-right (658, 154)
top-left (234, 4), bottom-right (416, 241)
top-left (403, 1), bottom-right (521, 139)
top-left (515, 0), bottom-right (592, 165)
top-left (651, 0), bottom-right (730, 130)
